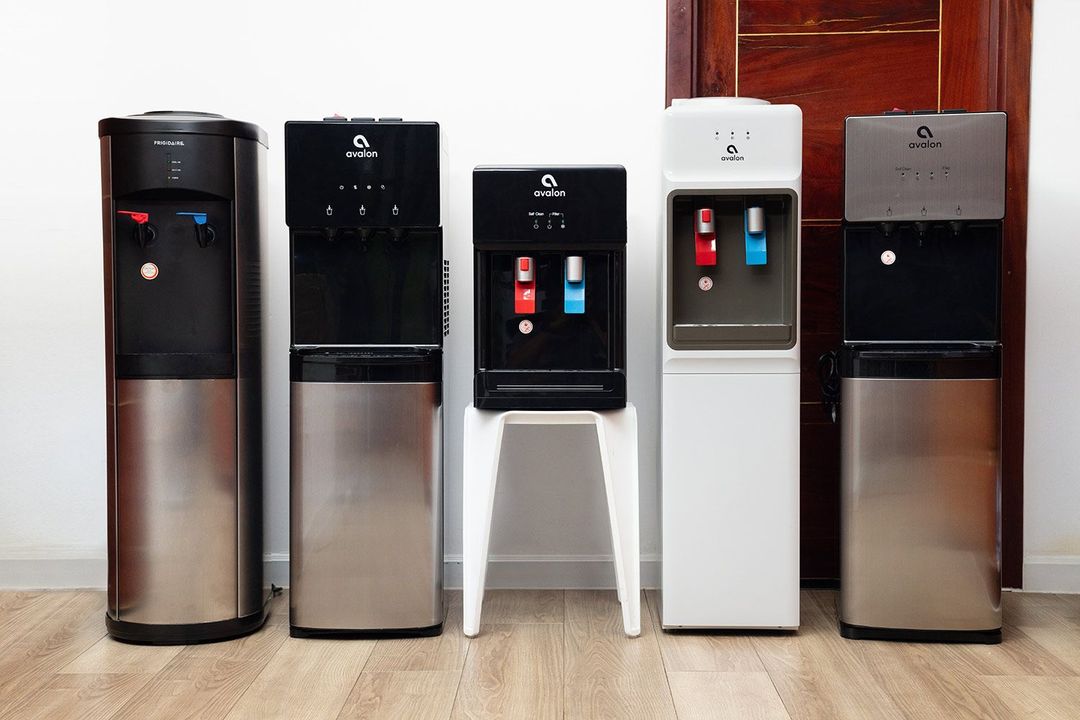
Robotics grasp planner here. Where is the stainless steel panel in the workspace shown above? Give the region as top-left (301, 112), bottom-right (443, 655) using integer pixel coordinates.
top-left (115, 379), bottom-right (238, 624)
top-left (234, 137), bottom-right (265, 617)
top-left (290, 381), bottom-right (443, 630)
top-left (844, 113), bottom-right (1006, 222)
top-left (840, 377), bottom-right (1001, 631)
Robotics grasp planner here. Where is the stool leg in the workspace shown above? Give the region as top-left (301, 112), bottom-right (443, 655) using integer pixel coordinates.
top-left (594, 417), bottom-right (628, 606)
top-left (600, 410), bottom-right (641, 637)
top-left (463, 410), bottom-right (505, 637)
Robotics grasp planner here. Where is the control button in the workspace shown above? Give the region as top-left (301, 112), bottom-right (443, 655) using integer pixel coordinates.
top-left (326, 205), bottom-right (334, 216)
top-left (378, 117), bottom-right (402, 122)
top-left (323, 115), bottom-right (347, 121)
top-left (880, 250), bottom-right (896, 266)
top-left (359, 205), bottom-right (366, 216)
top-left (392, 205), bottom-right (399, 216)
top-left (518, 319), bottom-right (534, 335)
top-left (700, 208), bottom-right (712, 223)
top-left (140, 262), bottom-right (159, 280)
top-left (698, 276), bottom-right (713, 292)
top-left (350, 117), bottom-right (375, 122)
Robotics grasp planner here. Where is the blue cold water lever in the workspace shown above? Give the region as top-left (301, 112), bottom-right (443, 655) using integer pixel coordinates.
top-left (176, 211), bottom-right (216, 247)
top-left (745, 205), bottom-right (767, 266)
top-left (564, 255), bottom-right (585, 314)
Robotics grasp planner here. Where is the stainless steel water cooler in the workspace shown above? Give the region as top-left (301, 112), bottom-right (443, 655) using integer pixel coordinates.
top-left (286, 118), bottom-right (446, 637)
top-left (838, 111), bottom-right (1006, 643)
top-left (99, 111), bottom-right (270, 643)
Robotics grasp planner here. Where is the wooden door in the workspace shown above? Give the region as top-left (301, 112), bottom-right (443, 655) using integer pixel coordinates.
top-left (666, 0), bottom-right (1031, 586)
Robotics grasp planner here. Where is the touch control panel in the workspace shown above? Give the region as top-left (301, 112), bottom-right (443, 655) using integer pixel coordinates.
top-left (844, 112), bottom-right (1006, 222)
top-left (285, 120), bottom-right (439, 228)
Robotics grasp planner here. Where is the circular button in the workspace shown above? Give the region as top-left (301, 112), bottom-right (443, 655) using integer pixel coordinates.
top-left (518, 319), bottom-right (534, 335)
top-left (880, 250), bottom-right (897, 266)
top-left (698, 276), bottom-right (714, 292)
top-left (140, 262), bottom-right (159, 280)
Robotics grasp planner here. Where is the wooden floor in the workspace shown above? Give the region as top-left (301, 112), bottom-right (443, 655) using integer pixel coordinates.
top-left (0, 589), bottom-right (1078, 719)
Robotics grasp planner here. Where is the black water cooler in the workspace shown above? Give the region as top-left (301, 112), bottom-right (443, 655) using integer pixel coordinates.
top-left (837, 111), bottom-right (1006, 643)
top-left (473, 166), bottom-right (626, 410)
top-left (286, 119), bottom-right (447, 637)
top-left (99, 111), bottom-right (269, 643)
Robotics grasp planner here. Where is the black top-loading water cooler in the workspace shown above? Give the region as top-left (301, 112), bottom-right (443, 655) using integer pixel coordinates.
top-left (473, 165), bottom-right (627, 410)
top-left (99, 111), bottom-right (270, 644)
top-left (837, 111), bottom-right (1006, 643)
top-left (286, 118), bottom-right (447, 637)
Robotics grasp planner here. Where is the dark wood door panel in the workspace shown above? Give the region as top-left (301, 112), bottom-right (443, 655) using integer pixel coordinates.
top-left (695, 0), bottom-right (737, 97)
top-left (801, 408), bottom-right (841, 580)
top-left (941, 0), bottom-right (994, 110)
top-left (738, 32), bottom-right (939, 219)
top-left (739, 0), bottom-right (939, 34)
top-left (800, 223), bottom-right (842, 336)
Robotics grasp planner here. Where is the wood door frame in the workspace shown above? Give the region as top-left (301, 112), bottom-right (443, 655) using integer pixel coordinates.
top-left (665, 0), bottom-right (1033, 588)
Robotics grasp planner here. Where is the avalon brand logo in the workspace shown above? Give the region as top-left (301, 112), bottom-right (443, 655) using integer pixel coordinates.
top-left (909, 125), bottom-right (942, 149)
top-left (346, 134), bottom-right (378, 158)
top-left (534, 173), bottom-right (566, 197)
top-left (722, 144), bottom-right (745, 161)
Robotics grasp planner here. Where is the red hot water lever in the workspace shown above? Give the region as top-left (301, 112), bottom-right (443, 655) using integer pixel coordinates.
top-left (514, 256), bottom-right (536, 314)
top-left (695, 208), bottom-right (717, 266)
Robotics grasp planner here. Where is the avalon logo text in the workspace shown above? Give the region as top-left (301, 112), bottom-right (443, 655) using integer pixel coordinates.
top-left (535, 173), bottom-right (566, 197)
top-left (909, 125), bottom-right (941, 149)
top-left (722, 144), bottom-right (745, 161)
top-left (346, 134), bottom-right (378, 158)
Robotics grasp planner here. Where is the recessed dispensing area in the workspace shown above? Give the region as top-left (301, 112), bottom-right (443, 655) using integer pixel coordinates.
top-left (667, 190), bottom-right (797, 349)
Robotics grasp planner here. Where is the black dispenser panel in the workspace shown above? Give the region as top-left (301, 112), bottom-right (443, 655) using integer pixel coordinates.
top-left (291, 228), bottom-right (443, 346)
top-left (473, 165), bottom-right (627, 410)
top-left (843, 221), bottom-right (1001, 343)
top-left (113, 199), bottom-right (234, 376)
top-left (285, 120), bottom-right (439, 229)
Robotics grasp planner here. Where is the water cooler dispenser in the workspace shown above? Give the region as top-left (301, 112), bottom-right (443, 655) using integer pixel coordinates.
top-left (473, 166), bottom-right (626, 410)
top-left (99, 111), bottom-right (269, 643)
top-left (659, 98), bottom-right (801, 629)
top-left (286, 118), bottom-right (447, 637)
top-left (838, 111), bottom-right (1005, 643)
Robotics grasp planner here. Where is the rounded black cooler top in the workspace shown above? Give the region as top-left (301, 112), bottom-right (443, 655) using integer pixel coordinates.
top-left (98, 111), bottom-right (268, 146)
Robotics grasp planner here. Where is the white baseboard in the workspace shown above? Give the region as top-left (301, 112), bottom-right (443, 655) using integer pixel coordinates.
top-left (0, 553), bottom-right (661, 591)
top-left (267, 553), bottom-right (661, 590)
top-left (1023, 555), bottom-right (1080, 593)
top-left (0, 550), bottom-right (107, 589)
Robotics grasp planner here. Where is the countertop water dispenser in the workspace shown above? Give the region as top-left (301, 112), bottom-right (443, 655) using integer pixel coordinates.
top-left (473, 165), bottom-right (626, 410)
top-left (837, 111), bottom-right (1005, 643)
top-left (99, 111), bottom-right (270, 643)
top-left (659, 98), bottom-right (801, 629)
top-left (286, 118), bottom-right (447, 637)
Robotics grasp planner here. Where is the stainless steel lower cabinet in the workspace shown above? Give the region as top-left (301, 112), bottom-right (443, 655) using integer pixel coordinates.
top-left (290, 380), bottom-right (443, 636)
top-left (839, 371), bottom-right (1001, 643)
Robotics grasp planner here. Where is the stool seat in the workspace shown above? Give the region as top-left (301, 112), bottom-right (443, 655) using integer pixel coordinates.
top-left (462, 403), bottom-right (641, 637)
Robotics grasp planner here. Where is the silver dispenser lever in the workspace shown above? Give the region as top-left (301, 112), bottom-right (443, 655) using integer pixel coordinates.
top-left (746, 205), bottom-right (765, 234)
top-left (566, 255), bottom-right (584, 283)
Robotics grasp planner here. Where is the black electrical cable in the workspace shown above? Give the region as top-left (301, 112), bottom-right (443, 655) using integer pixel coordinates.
top-left (817, 350), bottom-right (841, 423)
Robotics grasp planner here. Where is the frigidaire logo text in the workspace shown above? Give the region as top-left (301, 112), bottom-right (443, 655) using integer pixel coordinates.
top-left (909, 125), bottom-right (942, 149)
top-left (534, 173), bottom-right (566, 197)
top-left (153, 139), bottom-right (185, 146)
top-left (722, 144), bottom-right (745, 161)
top-left (346, 134), bottom-right (378, 158)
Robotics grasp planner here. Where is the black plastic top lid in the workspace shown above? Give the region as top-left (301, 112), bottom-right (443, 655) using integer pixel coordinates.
top-left (98, 111), bottom-right (268, 147)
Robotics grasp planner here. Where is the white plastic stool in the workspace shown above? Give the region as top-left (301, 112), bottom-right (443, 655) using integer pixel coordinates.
top-left (462, 402), bottom-right (640, 638)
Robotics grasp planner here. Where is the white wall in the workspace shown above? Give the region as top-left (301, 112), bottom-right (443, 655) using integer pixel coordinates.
top-left (1024, 0), bottom-right (1080, 592)
top-left (0, 1), bottom-right (665, 588)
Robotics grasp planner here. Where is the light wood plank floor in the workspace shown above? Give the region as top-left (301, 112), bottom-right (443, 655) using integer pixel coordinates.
top-left (0, 589), bottom-right (1077, 719)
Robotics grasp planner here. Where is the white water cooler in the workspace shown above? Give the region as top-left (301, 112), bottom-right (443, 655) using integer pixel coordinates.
top-left (659, 97), bottom-right (801, 629)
